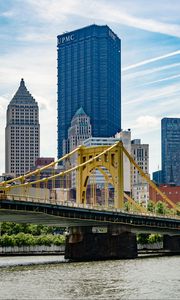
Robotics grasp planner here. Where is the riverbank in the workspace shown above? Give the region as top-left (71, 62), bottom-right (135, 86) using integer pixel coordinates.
top-left (0, 245), bottom-right (65, 256)
top-left (0, 242), bottom-right (163, 256)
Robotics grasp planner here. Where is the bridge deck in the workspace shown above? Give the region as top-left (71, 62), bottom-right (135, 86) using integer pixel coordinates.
top-left (0, 199), bottom-right (179, 235)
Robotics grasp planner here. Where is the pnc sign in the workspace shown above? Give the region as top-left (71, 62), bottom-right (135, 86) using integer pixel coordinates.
top-left (58, 34), bottom-right (75, 45)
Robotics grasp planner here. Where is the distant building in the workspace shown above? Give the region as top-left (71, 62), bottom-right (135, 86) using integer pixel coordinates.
top-left (83, 132), bottom-right (131, 193)
top-left (152, 170), bottom-right (163, 185)
top-left (131, 139), bottom-right (149, 206)
top-left (149, 184), bottom-right (180, 206)
top-left (5, 79), bottom-right (40, 176)
top-left (57, 24), bottom-right (121, 159)
top-left (63, 107), bottom-right (92, 188)
top-left (63, 107), bottom-right (92, 154)
top-left (161, 118), bottom-right (180, 185)
top-left (30, 157), bottom-right (65, 190)
top-left (115, 129), bottom-right (131, 192)
top-left (35, 157), bottom-right (54, 168)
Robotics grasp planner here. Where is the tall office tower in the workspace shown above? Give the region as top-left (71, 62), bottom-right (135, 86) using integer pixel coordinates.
top-left (5, 79), bottom-right (40, 176)
top-left (63, 107), bottom-right (92, 154)
top-left (57, 24), bottom-right (121, 159)
top-left (131, 139), bottom-right (149, 206)
top-left (161, 118), bottom-right (180, 185)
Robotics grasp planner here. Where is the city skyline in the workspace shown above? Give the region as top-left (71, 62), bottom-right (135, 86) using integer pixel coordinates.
top-left (0, 0), bottom-right (180, 176)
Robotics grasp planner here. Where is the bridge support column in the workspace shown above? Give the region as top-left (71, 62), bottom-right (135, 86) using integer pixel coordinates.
top-left (65, 226), bottom-right (137, 261)
top-left (163, 235), bottom-right (180, 253)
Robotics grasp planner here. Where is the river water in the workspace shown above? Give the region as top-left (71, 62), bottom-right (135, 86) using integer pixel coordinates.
top-left (0, 255), bottom-right (179, 299)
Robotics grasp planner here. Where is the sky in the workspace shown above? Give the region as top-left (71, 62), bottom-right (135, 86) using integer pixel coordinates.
top-left (0, 0), bottom-right (180, 176)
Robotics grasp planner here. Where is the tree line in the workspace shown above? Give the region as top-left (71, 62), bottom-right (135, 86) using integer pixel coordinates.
top-left (0, 223), bottom-right (65, 247)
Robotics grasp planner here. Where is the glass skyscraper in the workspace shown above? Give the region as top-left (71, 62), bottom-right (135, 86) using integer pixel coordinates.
top-left (57, 24), bottom-right (121, 159)
top-left (161, 118), bottom-right (180, 185)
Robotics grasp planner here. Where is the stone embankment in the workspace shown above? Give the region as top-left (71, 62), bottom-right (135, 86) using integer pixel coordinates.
top-left (137, 242), bottom-right (163, 250)
top-left (0, 243), bottom-right (164, 256)
top-left (0, 245), bottom-right (65, 255)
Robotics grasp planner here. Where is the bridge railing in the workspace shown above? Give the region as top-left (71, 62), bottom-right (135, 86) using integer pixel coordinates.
top-left (2, 192), bottom-right (179, 220)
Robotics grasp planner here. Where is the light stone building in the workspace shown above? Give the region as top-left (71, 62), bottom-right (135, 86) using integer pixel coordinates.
top-left (63, 107), bottom-right (92, 188)
top-left (5, 79), bottom-right (40, 176)
top-left (131, 139), bottom-right (149, 206)
top-left (63, 107), bottom-right (92, 154)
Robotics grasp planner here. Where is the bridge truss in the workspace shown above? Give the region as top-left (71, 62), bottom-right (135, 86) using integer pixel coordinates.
top-left (0, 142), bottom-right (179, 216)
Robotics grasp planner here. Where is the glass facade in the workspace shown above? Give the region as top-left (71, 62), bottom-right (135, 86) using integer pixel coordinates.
top-left (57, 24), bottom-right (121, 159)
top-left (161, 118), bottom-right (180, 185)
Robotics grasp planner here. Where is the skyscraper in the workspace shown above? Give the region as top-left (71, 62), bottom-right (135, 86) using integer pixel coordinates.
top-left (64, 107), bottom-right (92, 154)
top-left (57, 24), bottom-right (121, 159)
top-left (5, 79), bottom-right (40, 176)
top-left (161, 118), bottom-right (180, 185)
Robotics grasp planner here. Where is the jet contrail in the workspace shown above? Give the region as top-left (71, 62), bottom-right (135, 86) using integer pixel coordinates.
top-left (122, 49), bottom-right (180, 71)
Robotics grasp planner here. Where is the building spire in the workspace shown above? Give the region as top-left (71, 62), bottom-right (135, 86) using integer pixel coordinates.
top-left (74, 107), bottom-right (86, 117)
top-left (20, 78), bottom-right (25, 87)
top-left (10, 78), bottom-right (36, 104)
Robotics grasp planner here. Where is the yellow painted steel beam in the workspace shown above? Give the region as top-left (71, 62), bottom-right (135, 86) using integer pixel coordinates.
top-left (0, 146), bottom-right (81, 186)
top-left (124, 192), bottom-right (147, 214)
top-left (75, 142), bottom-right (124, 209)
top-left (2, 143), bottom-right (120, 191)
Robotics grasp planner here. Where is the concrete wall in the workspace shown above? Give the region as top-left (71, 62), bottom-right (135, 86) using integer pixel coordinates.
top-left (0, 245), bottom-right (65, 255)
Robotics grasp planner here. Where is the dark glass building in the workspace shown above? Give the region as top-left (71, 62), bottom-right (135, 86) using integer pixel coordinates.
top-left (161, 118), bottom-right (180, 185)
top-left (57, 24), bottom-right (121, 159)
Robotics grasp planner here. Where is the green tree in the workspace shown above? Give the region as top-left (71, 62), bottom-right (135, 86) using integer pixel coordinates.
top-left (52, 235), bottom-right (65, 245)
top-left (147, 200), bottom-right (155, 212)
top-left (155, 201), bottom-right (168, 215)
top-left (0, 234), bottom-right (16, 246)
top-left (137, 233), bottom-right (149, 244)
top-left (148, 234), bottom-right (162, 244)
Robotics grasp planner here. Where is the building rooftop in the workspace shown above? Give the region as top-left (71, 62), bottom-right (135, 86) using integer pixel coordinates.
top-left (10, 79), bottom-right (37, 105)
top-left (74, 107), bottom-right (86, 117)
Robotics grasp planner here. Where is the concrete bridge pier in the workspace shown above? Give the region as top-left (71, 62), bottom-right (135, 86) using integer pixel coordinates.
top-left (65, 226), bottom-right (137, 261)
top-left (163, 235), bottom-right (180, 254)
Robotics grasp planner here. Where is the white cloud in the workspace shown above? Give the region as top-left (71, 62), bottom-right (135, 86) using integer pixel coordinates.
top-left (143, 74), bottom-right (180, 85)
top-left (25, 0), bottom-right (180, 37)
top-left (0, 10), bottom-right (15, 18)
top-left (125, 83), bottom-right (180, 105)
top-left (122, 50), bottom-right (180, 71)
top-left (123, 63), bottom-right (180, 81)
top-left (133, 115), bottom-right (159, 130)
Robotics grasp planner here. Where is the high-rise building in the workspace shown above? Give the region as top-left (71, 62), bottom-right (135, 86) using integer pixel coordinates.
top-left (57, 24), bottom-right (121, 159)
top-left (131, 139), bottom-right (149, 206)
top-left (161, 118), bottom-right (180, 185)
top-left (5, 79), bottom-right (40, 176)
top-left (63, 107), bottom-right (92, 154)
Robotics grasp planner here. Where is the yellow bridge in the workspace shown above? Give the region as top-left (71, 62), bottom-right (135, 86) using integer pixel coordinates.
top-left (0, 141), bottom-right (179, 215)
top-left (0, 142), bottom-right (180, 260)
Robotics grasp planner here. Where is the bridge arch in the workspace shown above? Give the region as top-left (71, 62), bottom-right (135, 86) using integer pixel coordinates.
top-left (76, 143), bottom-right (124, 209)
top-left (80, 164), bottom-right (114, 206)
